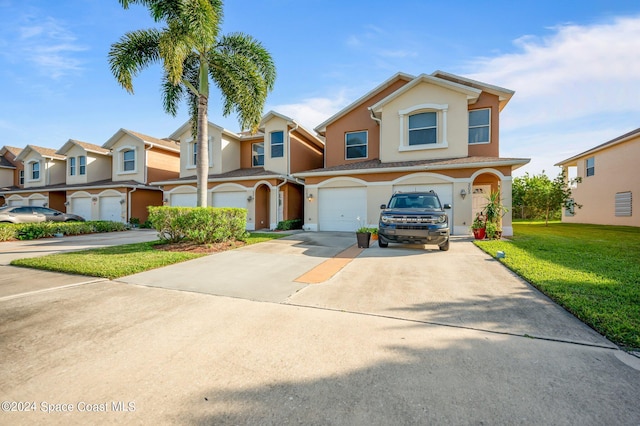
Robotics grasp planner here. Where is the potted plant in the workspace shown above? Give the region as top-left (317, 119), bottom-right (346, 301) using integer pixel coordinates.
top-left (483, 190), bottom-right (508, 239)
top-left (369, 227), bottom-right (378, 241)
top-left (356, 226), bottom-right (371, 248)
top-left (471, 214), bottom-right (486, 240)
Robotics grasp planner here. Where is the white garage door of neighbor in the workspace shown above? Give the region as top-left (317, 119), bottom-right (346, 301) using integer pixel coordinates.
top-left (171, 193), bottom-right (197, 207)
top-left (211, 191), bottom-right (246, 208)
top-left (99, 196), bottom-right (123, 222)
top-left (29, 199), bottom-right (47, 207)
top-left (8, 199), bottom-right (24, 206)
top-left (318, 187), bottom-right (367, 232)
top-left (393, 183), bottom-right (453, 232)
top-left (70, 197), bottom-right (92, 221)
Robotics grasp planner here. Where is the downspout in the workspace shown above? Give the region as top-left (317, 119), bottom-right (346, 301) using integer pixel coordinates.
top-left (369, 107), bottom-right (381, 124)
top-left (127, 187), bottom-right (138, 223)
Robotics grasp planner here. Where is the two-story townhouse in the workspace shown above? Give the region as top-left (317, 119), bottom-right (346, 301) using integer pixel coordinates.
top-left (4, 145), bottom-right (67, 209)
top-left (91, 129), bottom-right (181, 223)
top-left (555, 127), bottom-right (639, 227)
top-left (154, 111), bottom-right (324, 230)
top-left (296, 71), bottom-right (530, 236)
top-left (0, 146), bottom-right (24, 207)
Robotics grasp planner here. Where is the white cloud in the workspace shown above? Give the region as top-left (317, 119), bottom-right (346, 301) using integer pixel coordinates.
top-left (4, 15), bottom-right (87, 79)
top-left (467, 15), bottom-right (640, 129)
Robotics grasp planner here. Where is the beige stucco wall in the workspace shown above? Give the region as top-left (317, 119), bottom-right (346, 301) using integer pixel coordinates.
top-left (64, 145), bottom-right (111, 185)
top-left (562, 138), bottom-right (639, 227)
top-left (176, 123), bottom-right (241, 177)
top-left (220, 134), bottom-right (241, 174)
top-left (22, 151), bottom-right (65, 188)
top-left (111, 135), bottom-right (146, 183)
top-left (378, 81), bottom-right (470, 162)
top-left (262, 116), bottom-right (289, 175)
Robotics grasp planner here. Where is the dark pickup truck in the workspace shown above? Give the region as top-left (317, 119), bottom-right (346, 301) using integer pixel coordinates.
top-left (378, 191), bottom-right (451, 251)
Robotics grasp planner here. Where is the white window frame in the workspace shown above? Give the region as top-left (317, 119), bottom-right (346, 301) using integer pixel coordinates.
top-left (270, 131), bottom-right (284, 158)
top-left (186, 137), bottom-right (213, 169)
top-left (586, 157), bottom-right (595, 177)
top-left (468, 108), bottom-right (491, 145)
top-left (79, 155), bottom-right (86, 175)
top-left (252, 142), bottom-right (264, 167)
top-left (69, 157), bottom-right (76, 176)
top-left (19, 170), bottom-right (24, 185)
top-left (116, 146), bottom-right (138, 175)
top-left (345, 131), bottom-right (368, 160)
top-left (28, 160), bottom-right (41, 181)
top-left (398, 104), bottom-right (448, 152)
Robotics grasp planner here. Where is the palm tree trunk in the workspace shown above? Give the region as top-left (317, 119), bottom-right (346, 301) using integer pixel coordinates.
top-left (196, 93), bottom-right (209, 207)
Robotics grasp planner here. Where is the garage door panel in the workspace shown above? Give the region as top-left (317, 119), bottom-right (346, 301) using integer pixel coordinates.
top-left (29, 199), bottom-right (47, 207)
top-left (211, 192), bottom-right (246, 209)
top-left (318, 187), bottom-right (366, 232)
top-left (393, 183), bottom-right (453, 233)
top-left (70, 197), bottom-right (92, 221)
top-left (99, 196), bottom-right (123, 222)
top-left (171, 193), bottom-right (197, 207)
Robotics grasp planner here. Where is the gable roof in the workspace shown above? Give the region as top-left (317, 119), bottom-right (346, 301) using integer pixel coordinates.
top-left (314, 72), bottom-right (415, 135)
top-left (431, 70), bottom-right (515, 111)
top-left (260, 110), bottom-right (325, 150)
top-left (0, 156), bottom-right (16, 169)
top-left (168, 120), bottom-right (243, 141)
top-left (56, 139), bottom-right (110, 156)
top-left (1, 146), bottom-right (23, 157)
top-left (370, 73), bottom-right (482, 113)
top-left (16, 145), bottom-right (66, 162)
top-left (555, 127), bottom-right (640, 166)
top-left (103, 129), bottom-right (180, 153)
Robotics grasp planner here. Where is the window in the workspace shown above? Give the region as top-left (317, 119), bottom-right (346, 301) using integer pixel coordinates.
top-left (408, 112), bottom-right (437, 145)
top-left (586, 157), bottom-right (595, 177)
top-left (123, 150), bottom-right (135, 171)
top-left (69, 157), bottom-right (76, 176)
top-left (188, 138), bottom-right (212, 168)
top-left (271, 131), bottom-right (284, 158)
top-left (615, 192), bottom-right (632, 217)
top-left (345, 131), bottom-right (367, 159)
top-left (31, 162), bottom-right (40, 180)
top-left (79, 156), bottom-right (86, 175)
top-left (192, 142), bottom-right (198, 166)
top-left (398, 104), bottom-right (448, 151)
top-left (469, 109), bottom-right (490, 144)
top-left (19, 170), bottom-right (24, 185)
top-left (252, 142), bottom-right (264, 167)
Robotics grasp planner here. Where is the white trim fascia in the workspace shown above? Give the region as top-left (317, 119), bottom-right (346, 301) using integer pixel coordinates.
top-left (314, 72), bottom-right (415, 134)
top-left (151, 174), bottom-right (285, 186)
top-left (1, 183), bottom-right (159, 195)
top-left (371, 74), bottom-right (481, 113)
top-left (294, 159), bottom-right (530, 178)
top-left (555, 130), bottom-right (640, 166)
top-left (431, 70), bottom-right (515, 102)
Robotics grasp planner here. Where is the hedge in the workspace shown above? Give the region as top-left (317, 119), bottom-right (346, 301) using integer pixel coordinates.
top-left (0, 221), bottom-right (129, 242)
top-left (147, 206), bottom-right (248, 244)
top-left (276, 218), bottom-right (303, 231)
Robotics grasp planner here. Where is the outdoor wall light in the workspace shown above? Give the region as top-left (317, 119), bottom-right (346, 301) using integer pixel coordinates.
top-left (307, 193), bottom-right (314, 202)
top-left (247, 195), bottom-right (254, 202)
top-left (120, 199), bottom-right (125, 204)
top-left (43, 202), bottom-right (48, 207)
top-left (91, 196), bottom-right (98, 202)
top-left (460, 189), bottom-right (467, 200)
top-left (64, 201), bottom-right (70, 206)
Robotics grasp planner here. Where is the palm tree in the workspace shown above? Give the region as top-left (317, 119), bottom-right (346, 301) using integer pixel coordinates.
top-left (109, 0), bottom-right (276, 206)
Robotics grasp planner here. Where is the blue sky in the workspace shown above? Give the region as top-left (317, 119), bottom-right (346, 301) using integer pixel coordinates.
top-left (1, 1), bottom-right (639, 176)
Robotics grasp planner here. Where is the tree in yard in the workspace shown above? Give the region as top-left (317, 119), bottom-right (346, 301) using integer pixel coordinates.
top-left (515, 170), bottom-right (582, 225)
top-left (109, 0), bottom-right (276, 207)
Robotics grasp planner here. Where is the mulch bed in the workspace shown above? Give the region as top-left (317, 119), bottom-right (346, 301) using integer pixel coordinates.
top-left (153, 240), bottom-right (246, 254)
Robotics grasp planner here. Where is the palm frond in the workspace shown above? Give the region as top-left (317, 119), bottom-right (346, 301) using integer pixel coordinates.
top-left (215, 33), bottom-right (276, 91)
top-left (108, 29), bottom-right (161, 93)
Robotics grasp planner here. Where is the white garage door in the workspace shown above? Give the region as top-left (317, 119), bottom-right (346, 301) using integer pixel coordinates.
top-left (8, 199), bottom-right (24, 206)
top-left (393, 183), bottom-right (454, 233)
top-left (211, 191), bottom-right (246, 208)
top-left (70, 197), bottom-right (92, 221)
top-left (99, 196), bottom-right (123, 222)
top-left (29, 198), bottom-right (47, 207)
top-left (318, 187), bottom-right (367, 232)
top-left (171, 192), bottom-right (197, 207)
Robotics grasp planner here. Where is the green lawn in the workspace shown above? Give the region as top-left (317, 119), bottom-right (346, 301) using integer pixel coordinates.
top-left (475, 222), bottom-right (640, 350)
top-left (10, 232), bottom-right (287, 280)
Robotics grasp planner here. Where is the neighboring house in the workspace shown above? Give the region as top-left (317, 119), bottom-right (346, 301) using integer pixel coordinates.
top-left (0, 146), bottom-right (24, 207)
top-left (4, 145), bottom-right (66, 209)
top-left (296, 71), bottom-right (530, 235)
top-left (555, 128), bottom-right (639, 227)
top-left (154, 111), bottom-right (324, 230)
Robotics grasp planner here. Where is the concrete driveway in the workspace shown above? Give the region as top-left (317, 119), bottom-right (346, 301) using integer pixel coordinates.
top-left (1, 232), bottom-right (639, 424)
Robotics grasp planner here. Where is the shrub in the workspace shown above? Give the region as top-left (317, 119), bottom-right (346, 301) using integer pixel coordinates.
top-left (276, 218), bottom-right (303, 231)
top-left (148, 206), bottom-right (247, 244)
top-left (16, 222), bottom-right (57, 240)
top-left (0, 225), bottom-right (17, 241)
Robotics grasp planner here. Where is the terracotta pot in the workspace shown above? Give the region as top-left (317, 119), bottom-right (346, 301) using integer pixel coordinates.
top-left (472, 228), bottom-right (486, 240)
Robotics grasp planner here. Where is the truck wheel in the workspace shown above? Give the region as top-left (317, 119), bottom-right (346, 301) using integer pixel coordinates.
top-left (378, 236), bottom-right (388, 248)
top-left (439, 239), bottom-right (450, 251)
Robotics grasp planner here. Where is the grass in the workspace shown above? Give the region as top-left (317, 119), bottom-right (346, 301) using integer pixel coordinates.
top-left (475, 222), bottom-right (640, 350)
top-left (10, 232), bottom-right (287, 280)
